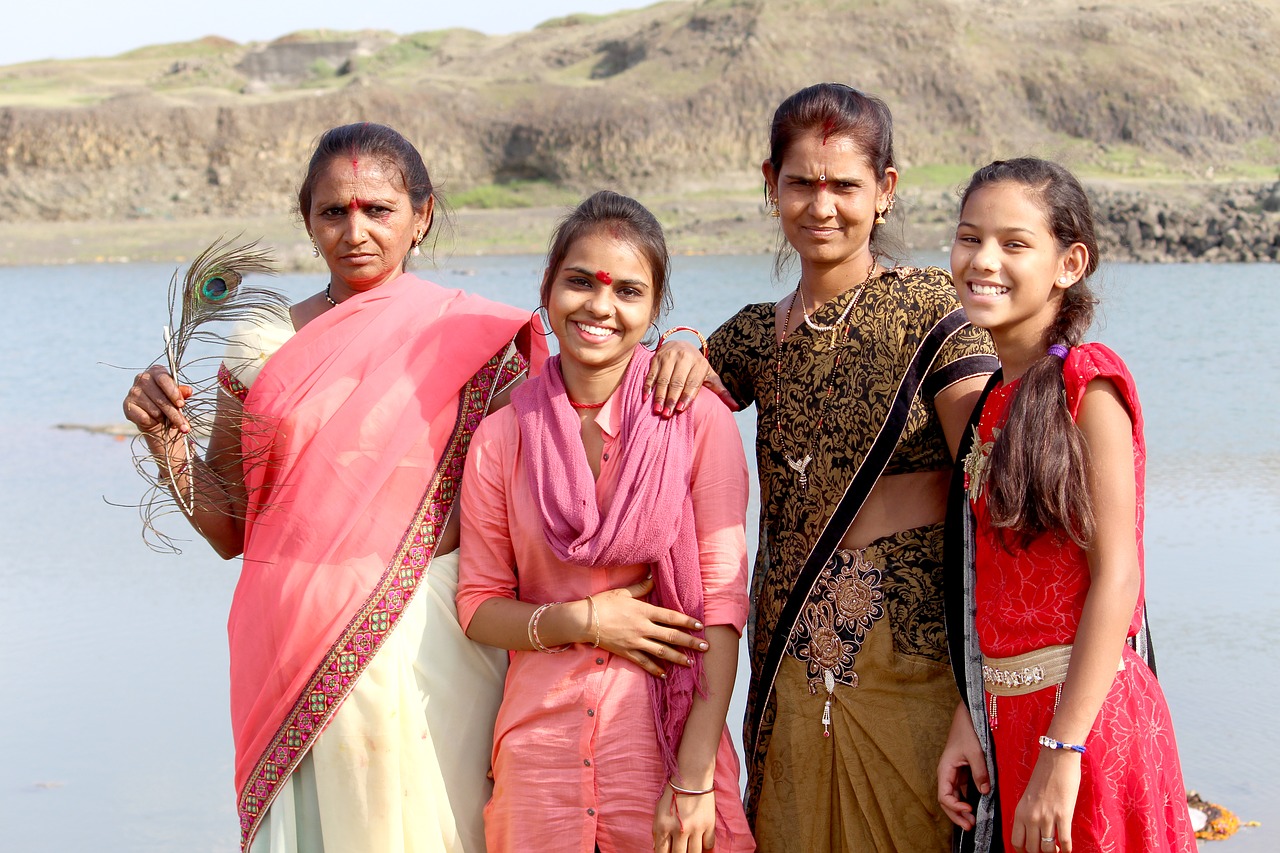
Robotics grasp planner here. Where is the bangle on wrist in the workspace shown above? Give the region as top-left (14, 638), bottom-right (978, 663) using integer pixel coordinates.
top-left (657, 326), bottom-right (709, 358)
top-left (668, 779), bottom-right (715, 796)
top-left (528, 602), bottom-right (569, 654)
top-left (1038, 735), bottom-right (1086, 755)
top-left (585, 594), bottom-right (601, 648)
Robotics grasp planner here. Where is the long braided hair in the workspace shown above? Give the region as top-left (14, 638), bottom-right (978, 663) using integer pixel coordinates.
top-left (965, 158), bottom-right (1101, 546)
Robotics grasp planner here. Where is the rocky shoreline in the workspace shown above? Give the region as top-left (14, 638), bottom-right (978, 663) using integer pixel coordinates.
top-left (909, 180), bottom-right (1280, 264)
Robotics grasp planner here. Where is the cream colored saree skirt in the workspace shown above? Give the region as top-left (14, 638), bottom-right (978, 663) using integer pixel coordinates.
top-left (250, 551), bottom-right (506, 853)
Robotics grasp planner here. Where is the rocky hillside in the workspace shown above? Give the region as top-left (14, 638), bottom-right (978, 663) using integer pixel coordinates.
top-left (0, 0), bottom-right (1277, 260)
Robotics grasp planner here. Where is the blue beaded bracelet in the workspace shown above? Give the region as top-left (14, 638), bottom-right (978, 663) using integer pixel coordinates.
top-left (1038, 735), bottom-right (1086, 755)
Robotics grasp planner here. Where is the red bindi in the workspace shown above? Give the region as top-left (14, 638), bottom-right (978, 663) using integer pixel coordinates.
top-left (351, 156), bottom-right (360, 174)
top-left (595, 270), bottom-right (613, 284)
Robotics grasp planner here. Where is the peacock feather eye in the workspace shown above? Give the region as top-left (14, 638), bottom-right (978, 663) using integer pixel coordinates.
top-left (200, 270), bottom-right (242, 302)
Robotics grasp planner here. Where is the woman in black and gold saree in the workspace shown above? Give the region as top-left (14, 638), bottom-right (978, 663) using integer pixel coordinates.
top-left (654, 83), bottom-right (998, 852)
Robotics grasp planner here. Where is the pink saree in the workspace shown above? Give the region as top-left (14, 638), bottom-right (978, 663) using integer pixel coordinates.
top-left (229, 273), bottom-right (542, 850)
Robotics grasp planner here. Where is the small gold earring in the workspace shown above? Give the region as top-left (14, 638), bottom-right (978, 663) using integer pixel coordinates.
top-left (875, 209), bottom-right (886, 225)
top-left (769, 197), bottom-right (780, 218)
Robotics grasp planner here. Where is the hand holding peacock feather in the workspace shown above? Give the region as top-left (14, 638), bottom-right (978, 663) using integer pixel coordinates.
top-left (130, 236), bottom-right (289, 551)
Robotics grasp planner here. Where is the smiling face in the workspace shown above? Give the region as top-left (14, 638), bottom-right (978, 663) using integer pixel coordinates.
top-left (950, 181), bottom-right (1085, 351)
top-left (764, 130), bottom-right (896, 274)
top-left (305, 155), bottom-right (432, 296)
top-left (546, 229), bottom-right (658, 379)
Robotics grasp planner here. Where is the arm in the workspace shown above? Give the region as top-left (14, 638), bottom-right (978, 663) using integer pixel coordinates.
top-left (934, 373), bottom-right (991, 461)
top-left (938, 700), bottom-right (992, 830)
top-left (123, 365), bottom-right (247, 558)
top-left (456, 423), bottom-right (706, 677)
top-left (653, 624), bottom-right (738, 853)
top-left (653, 391), bottom-right (751, 852)
top-left (1008, 379), bottom-right (1141, 853)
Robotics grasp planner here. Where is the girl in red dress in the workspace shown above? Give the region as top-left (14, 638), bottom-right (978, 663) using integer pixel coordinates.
top-left (936, 158), bottom-right (1196, 853)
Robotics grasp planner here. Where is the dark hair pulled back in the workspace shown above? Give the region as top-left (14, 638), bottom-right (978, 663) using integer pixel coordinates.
top-left (297, 122), bottom-right (440, 251)
top-left (540, 190), bottom-right (671, 322)
top-left (963, 157), bottom-right (1101, 546)
top-left (766, 83), bottom-right (899, 275)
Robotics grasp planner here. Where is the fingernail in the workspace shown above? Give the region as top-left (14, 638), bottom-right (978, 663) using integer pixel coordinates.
top-left (652, 402), bottom-right (662, 414)
top-left (646, 573), bottom-right (652, 581)
top-left (693, 621), bottom-right (703, 630)
top-left (685, 657), bottom-right (693, 666)
top-left (698, 642), bottom-right (708, 651)
top-left (663, 406), bottom-right (673, 417)
top-left (660, 672), bottom-right (667, 679)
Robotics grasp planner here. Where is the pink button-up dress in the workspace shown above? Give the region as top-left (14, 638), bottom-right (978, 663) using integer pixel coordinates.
top-left (457, 388), bottom-right (755, 853)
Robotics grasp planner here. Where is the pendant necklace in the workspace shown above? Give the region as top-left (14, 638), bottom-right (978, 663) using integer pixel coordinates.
top-left (773, 261), bottom-right (877, 491)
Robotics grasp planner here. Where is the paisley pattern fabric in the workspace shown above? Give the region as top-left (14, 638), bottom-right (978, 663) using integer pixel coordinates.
top-left (708, 266), bottom-right (998, 834)
top-left (971, 343), bottom-right (1195, 852)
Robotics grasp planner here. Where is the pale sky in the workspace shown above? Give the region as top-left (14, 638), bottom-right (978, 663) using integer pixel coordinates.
top-left (2, 0), bottom-right (650, 66)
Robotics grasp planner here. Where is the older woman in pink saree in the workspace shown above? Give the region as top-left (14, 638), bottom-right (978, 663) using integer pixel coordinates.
top-left (123, 123), bottom-right (552, 852)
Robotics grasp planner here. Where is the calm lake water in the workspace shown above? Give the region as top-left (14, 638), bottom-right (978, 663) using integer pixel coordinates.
top-left (2, 253), bottom-right (1275, 851)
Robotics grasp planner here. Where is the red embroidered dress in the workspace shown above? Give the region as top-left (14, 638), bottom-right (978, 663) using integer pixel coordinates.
top-left (967, 343), bottom-right (1195, 852)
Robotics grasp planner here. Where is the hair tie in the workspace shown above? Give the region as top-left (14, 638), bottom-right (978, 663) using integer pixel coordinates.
top-left (1047, 344), bottom-right (1069, 360)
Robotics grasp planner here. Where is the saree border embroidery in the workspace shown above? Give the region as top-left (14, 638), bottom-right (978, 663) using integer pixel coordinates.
top-left (790, 549), bottom-right (884, 691)
top-left (236, 343), bottom-right (527, 851)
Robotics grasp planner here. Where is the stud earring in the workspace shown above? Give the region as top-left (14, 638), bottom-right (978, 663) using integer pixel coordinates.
top-left (1058, 275), bottom-right (1070, 285)
top-left (311, 239), bottom-right (319, 258)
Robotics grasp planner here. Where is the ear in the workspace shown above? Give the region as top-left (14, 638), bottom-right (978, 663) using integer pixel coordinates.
top-left (1056, 242), bottom-right (1090, 289)
top-left (761, 159), bottom-right (778, 199)
top-left (878, 167), bottom-right (899, 207)
top-left (418, 195), bottom-right (436, 238)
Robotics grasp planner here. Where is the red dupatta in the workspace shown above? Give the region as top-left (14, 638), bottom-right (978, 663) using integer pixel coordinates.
top-left (229, 273), bottom-right (543, 849)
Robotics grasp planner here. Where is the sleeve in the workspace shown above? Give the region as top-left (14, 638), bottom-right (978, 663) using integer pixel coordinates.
top-left (455, 414), bottom-right (520, 631)
top-left (219, 313), bottom-right (295, 398)
top-left (914, 268), bottom-right (1001, 401)
top-left (707, 305), bottom-right (765, 410)
top-left (688, 390), bottom-right (751, 634)
top-left (1063, 343), bottom-right (1143, 430)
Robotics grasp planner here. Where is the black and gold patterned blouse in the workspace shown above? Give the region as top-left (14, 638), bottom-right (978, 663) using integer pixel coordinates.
top-left (708, 265), bottom-right (997, 783)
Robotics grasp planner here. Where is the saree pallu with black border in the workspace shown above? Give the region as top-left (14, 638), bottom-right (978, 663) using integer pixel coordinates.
top-left (228, 274), bottom-right (543, 851)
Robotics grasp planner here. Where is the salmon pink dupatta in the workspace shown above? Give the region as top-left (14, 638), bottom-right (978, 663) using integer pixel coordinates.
top-left (229, 273), bottom-right (542, 850)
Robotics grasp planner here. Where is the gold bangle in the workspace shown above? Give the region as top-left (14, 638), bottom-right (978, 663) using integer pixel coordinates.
top-left (668, 779), bottom-right (715, 796)
top-left (657, 326), bottom-right (709, 359)
top-left (585, 594), bottom-right (601, 648)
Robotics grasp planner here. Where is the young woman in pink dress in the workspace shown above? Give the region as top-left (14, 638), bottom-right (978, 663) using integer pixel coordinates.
top-left (937, 158), bottom-right (1196, 853)
top-left (456, 191), bottom-right (755, 853)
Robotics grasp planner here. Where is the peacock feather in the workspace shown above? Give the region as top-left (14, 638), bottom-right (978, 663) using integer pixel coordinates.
top-left (131, 235), bottom-right (290, 551)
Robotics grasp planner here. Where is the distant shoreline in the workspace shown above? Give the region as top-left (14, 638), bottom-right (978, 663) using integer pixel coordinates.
top-left (2, 181), bottom-right (1276, 268)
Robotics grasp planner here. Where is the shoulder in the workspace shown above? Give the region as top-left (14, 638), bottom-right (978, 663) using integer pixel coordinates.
top-left (222, 311), bottom-right (295, 388)
top-left (1064, 343), bottom-right (1141, 423)
top-left (688, 386), bottom-right (740, 434)
top-left (714, 302), bottom-right (775, 336)
top-left (472, 403), bottom-right (522, 457)
top-left (874, 266), bottom-right (962, 320)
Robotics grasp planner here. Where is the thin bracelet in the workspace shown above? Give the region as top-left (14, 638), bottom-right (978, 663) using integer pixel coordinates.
top-left (585, 594), bottom-right (601, 648)
top-left (529, 602), bottom-right (569, 654)
top-left (1038, 735), bottom-right (1086, 755)
top-left (668, 779), bottom-right (715, 796)
top-left (657, 326), bottom-right (709, 358)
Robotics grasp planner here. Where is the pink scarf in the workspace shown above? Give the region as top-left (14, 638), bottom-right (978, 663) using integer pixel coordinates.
top-left (512, 344), bottom-right (704, 777)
